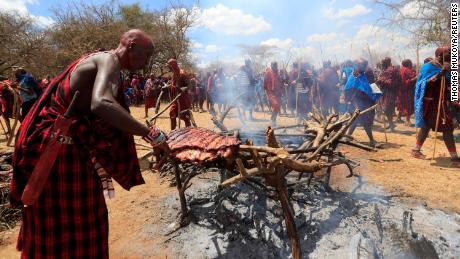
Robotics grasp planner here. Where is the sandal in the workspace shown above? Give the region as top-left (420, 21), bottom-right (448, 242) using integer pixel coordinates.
top-left (450, 158), bottom-right (460, 168)
top-left (411, 149), bottom-right (426, 159)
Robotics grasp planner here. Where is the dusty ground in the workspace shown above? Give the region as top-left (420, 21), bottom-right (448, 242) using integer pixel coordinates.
top-left (0, 105), bottom-right (459, 258)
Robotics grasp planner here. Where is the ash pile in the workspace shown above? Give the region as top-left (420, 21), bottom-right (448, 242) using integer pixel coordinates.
top-left (0, 151), bottom-right (20, 231)
top-left (155, 143), bottom-right (456, 259)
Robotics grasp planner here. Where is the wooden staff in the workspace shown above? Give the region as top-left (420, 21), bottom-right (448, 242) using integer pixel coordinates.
top-left (0, 117), bottom-right (7, 139)
top-left (379, 102), bottom-right (388, 143)
top-left (7, 89), bottom-right (20, 147)
top-left (432, 73), bottom-right (446, 160)
top-left (147, 93), bottom-right (182, 125)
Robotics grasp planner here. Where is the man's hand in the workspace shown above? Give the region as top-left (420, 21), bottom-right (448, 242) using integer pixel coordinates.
top-left (442, 62), bottom-right (451, 73)
top-left (143, 125), bottom-right (168, 147)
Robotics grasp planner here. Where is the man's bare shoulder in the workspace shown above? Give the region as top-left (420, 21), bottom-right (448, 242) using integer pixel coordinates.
top-left (74, 52), bottom-right (120, 76)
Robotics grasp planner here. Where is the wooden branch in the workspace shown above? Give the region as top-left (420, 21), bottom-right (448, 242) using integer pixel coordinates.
top-left (220, 167), bottom-right (266, 187)
top-left (239, 145), bottom-right (289, 158)
top-left (148, 93), bottom-right (182, 124)
top-left (307, 110), bottom-right (360, 162)
top-left (338, 140), bottom-right (377, 152)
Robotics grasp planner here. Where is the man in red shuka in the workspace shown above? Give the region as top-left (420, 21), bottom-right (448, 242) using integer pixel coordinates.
top-left (167, 58), bottom-right (192, 130)
top-left (264, 61), bottom-right (283, 126)
top-left (377, 57), bottom-right (402, 131)
top-left (397, 59), bottom-right (417, 126)
top-left (10, 29), bottom-right (170, 258)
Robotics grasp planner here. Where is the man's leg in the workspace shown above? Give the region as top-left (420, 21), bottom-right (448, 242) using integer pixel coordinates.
top-left (363, 122), bottom-right (376, 147)
top-left (145, 106), bottom-right (149, 118)
top-left (442, 130), bottom-right (460, 166)
top-left (346, 121), bottom-right (358, 136)
top-left (271, 112), bottom-right (278, 126)
top-left (183, 117), bottom-right (191, 127)
top-left (411, 126), bottom-right (430, 158)
top-left (170, 118), bottom-right (177, 130)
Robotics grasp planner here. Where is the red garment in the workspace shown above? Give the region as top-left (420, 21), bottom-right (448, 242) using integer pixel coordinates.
top-left (397, 67), bottom-right (416, 116)
top-left (11, 54), bottom-right (144, 258)
top-left (144, 79), bottom-right (156, 109)
top-left (169, 69), bottom-right (191, 119)
top-left (377, 66), bottom-right (402, 116)
top-left (264, 68), bottom-right (283, 113)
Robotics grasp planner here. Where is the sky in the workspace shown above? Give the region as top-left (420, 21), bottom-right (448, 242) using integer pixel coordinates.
top-left (1, 0), bottom-right (433, 69)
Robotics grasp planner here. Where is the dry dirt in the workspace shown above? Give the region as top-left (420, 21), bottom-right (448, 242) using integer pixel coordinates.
top-left (0, 105), bottom-right (459, 258)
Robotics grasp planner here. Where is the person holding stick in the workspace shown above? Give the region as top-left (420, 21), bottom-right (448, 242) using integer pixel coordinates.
top-left (344, 58), bottom-right (382, 147)
top-left (412, 45), bottom-right (459, 167)
top-left (167, 58), bottom-right (192, 130)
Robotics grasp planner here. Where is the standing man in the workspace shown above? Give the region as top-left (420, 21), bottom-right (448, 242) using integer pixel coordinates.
top-left (239, 59), bottom-right (256, 120)
top-left (167, 58), bottom-right (192, 130)
top-left (144, 73), bottom-right (157, 118)
top-left (264, 61), bottom-right (283, 126)
top-left (412, 45), bottom-right (459, 167)
top-left (207, 70), bottom-right (217, 114)
top-left (14, 69), bottom-right (40, 121)
top-left (318, 61), bottom-right (340, 115)
top-left (397, 59), bottom-right (417, 126)
top-left (10, 29), bottom-right (169, 258)
top-left (377, 57), bottom-right (402, 131)
top-left (288, 62), bottom-right (299, 116)
top-left (345, 58), bottom-right (382, 147)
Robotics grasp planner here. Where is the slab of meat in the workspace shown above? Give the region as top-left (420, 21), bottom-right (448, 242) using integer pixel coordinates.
top-left (167, 127), bottom-right (240, 163)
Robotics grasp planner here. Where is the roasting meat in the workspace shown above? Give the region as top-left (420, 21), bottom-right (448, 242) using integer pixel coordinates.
top-left (167, 127), bottom-right (240, 163)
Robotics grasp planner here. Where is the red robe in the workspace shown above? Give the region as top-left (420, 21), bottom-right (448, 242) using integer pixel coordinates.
top-left (397, 67), bottom-right (416, 116)
top-left (144, 79), bottom-right (157, 109)
top-left (169, 69), bottom-right (191, 119)
top-left (264, 68), bottom-right (283, 113)
top-left (11, 53), bottom-right (144, 258)
top-left (377, 66), bottom-right (402, 116)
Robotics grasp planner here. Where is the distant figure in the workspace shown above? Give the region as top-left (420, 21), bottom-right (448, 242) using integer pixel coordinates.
top-left (14, 68), bottom-right (39, 121)
top-left (377, 57), bottom-right (402, 131)
top-left (167, 59), bottom-right (192, 130)
top-left (345, 58), bottom-right (382, 147)
top-left (144, 74), bottom-right (157, 118)
top-left (412, 45), bottom-right (459, 168)
top-left (318, 60), bottom-right (340, 115)
top-left (396, 59), bottom-right (417, 126)
top-left (264, 61), bottom-right (283, 126)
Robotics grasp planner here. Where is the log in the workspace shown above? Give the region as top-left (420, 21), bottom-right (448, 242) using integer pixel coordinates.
top-left (220, 167), bottom-right (266, 187)
top-left (239, 145), bottom-right (289, 158)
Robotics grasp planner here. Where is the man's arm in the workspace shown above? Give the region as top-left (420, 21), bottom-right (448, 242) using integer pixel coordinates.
top-left (90, 55), bottom-right (149, 136)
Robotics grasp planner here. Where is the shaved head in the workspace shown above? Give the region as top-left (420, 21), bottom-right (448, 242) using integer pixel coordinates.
top-left (117, 29), bottom-right (154, 72)
top-left (120, 29), bottom-right (154, 49)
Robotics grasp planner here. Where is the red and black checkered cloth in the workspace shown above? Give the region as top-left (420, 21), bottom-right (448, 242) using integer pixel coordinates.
top-left (10, 53), bottom-right (144, 258)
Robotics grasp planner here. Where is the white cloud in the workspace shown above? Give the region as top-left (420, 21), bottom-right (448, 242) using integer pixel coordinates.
top-left (191, 41), bottom-right (204, 49)
top-left (0, 0), bottom-right (54, 27)
top-left (307, 32), bottom-right (337, 42)
top-left (325, 4), bottom-right (371, 19)
top-left (260, 38), bottom-right (294, 49)
top-left (205, 44), bottom-right (220, 53)
top-left (198, 4), bottom-right (271, 35)
top-left (32, 15), bottom-right (54, 27)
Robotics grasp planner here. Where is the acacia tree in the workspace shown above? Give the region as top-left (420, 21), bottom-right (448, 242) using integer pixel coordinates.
top-left (0, 11), bottom-right (53, 77)
top-left (50, 1), bottom-right (197, 75)
top-left (375, 0), bottom-right (451, 46)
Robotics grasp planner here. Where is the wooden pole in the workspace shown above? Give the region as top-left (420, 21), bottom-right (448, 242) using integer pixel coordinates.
top-left (432, 75), bottom-right (446, 160)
